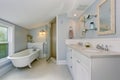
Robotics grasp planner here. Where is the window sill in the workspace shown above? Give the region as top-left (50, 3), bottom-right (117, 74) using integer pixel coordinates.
top-left (0, 58), bottom-right (10, 67)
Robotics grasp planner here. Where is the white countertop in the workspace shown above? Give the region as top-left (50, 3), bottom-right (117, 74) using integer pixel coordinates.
top-left (67, 44), bottom-right (120, 58)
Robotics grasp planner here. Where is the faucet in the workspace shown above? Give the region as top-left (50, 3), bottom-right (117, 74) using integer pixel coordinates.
top-left (96, 44), bottom-right (102, 49)
top-left (32, 46), bottom-right (37, 51)
top-left (96, 44), bottom-right (109, 51)
top-left (104, 45), bottom-right (109, 51)
top-left (78, 42), bottom-right (83, 46)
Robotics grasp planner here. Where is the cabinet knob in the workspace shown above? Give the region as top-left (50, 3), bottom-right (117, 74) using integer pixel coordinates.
top-left (70, 57), bottom-right (72, 59)
top-left (77, 60), bottom-right (81, 63)
top-left (70, 66), bottom-right (72, 68)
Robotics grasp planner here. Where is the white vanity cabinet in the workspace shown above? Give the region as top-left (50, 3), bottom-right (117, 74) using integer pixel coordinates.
top-left (66, 47), bottom-right (73, 77)
top-left (72, 50), bottom-right (91, 80)
top-left (67, 46), bottom-right (120, 80)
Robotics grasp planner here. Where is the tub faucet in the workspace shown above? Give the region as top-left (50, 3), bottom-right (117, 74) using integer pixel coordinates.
top-left (32, 46), bottom-right (37, 51)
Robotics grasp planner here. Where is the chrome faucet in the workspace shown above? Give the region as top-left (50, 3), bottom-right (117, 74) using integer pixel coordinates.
top-left (104, 45), bottom-right (109, 51)
top-left (96, 44), bottom-right (109, 51)
top-left (32, 46), bottom-right (37, 51)
top-left (96, 44), bottom-right (102, 49)
top-left (78, 42), bottom-right (83, 46)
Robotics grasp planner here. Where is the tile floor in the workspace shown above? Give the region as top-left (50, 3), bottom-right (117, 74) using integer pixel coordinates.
top-left (0, 59), bottom-right (72, 80)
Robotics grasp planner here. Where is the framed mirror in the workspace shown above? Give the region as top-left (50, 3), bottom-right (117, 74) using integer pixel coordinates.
top-left (97, 0), bottom-right (115, 35)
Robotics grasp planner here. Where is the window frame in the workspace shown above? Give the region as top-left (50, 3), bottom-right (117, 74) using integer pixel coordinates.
top-left (0, 22), bottom-right (15, 60)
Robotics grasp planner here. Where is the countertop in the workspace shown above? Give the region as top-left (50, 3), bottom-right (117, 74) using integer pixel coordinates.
top-left (67, 44), bottom-right (120, 58)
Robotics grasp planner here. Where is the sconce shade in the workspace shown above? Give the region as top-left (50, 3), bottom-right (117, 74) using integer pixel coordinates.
top-left (90, 22), bottom-right (97, 30)
top-left (39, 30), bottom-right (46, 35)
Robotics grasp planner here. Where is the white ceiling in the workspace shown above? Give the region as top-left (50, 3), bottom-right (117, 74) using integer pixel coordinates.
top-left (0, 0), bottom-right (96, 29)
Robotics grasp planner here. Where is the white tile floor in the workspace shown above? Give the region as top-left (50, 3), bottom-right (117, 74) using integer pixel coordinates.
top-left (0, 59), bottom-right (72, 80)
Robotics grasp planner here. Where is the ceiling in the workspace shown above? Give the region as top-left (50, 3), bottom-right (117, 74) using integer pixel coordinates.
top-left (0, 0), bottom-right (96, 29)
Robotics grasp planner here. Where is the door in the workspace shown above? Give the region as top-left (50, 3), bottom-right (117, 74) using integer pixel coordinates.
top-left (50, 20), bottom-right (56, 59)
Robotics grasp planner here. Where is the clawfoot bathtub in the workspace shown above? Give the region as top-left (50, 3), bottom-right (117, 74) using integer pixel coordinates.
top-left (8, 49), bottom-right (40, 68)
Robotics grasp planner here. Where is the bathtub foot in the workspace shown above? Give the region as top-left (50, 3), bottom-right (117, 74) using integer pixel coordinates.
top-left (36, 58), bottom-right (40, 61)
top-left (28, 64), bottom-right (32, 68)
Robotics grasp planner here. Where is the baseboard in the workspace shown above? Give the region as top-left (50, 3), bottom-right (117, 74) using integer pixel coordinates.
top-left (0, 59), bottom-right (14, 77)
top-left (0, 63), bottom-right (14, 77)
top-left (50, 57), bottom-right (56, 63)
top-left (39, 53), bottom-right (46, 58)
top-left (57, 60), bottom-right (67, 65)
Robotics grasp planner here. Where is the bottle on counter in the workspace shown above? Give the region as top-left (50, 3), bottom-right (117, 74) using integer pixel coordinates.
top-left (69, 26), bottom-right (74, 39)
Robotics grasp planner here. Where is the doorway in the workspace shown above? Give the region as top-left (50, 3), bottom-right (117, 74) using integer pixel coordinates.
top-left (50, 18), bottom-right (56, 59)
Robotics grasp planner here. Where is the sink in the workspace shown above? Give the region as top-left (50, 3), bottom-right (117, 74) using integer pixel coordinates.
top-left (84, 49), bottom-right (100, 53)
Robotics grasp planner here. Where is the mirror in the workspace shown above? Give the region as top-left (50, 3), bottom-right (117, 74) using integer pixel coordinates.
top-left (97, 0), bottom-right (115, 35)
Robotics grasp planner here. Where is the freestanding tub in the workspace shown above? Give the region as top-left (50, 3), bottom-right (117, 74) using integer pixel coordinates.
top-left (8, 49), bottom-right (40, 68)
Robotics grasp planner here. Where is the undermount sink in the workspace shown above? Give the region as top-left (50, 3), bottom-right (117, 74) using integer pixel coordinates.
top-left (84, 49), bottom-right (100, 53)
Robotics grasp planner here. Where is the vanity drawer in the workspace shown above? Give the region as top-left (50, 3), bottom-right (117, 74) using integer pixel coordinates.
top-left (72, 50), bottom-right (91, 69)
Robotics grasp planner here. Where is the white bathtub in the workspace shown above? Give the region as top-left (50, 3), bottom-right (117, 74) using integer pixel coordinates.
top-left (8, 49), bottom-right (40, 68)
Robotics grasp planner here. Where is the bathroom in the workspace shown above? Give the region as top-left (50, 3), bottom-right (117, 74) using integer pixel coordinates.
top-left (0, 0), bottom-right (120, 80)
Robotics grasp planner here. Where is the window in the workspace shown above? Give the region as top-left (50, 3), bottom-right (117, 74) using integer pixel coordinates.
top-left (0, 22), bottom-right (14, 59)
top-left (0, 26), bottom-right (8, 59)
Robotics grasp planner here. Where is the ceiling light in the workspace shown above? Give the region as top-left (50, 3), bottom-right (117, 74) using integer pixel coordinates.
top-left (74, 14), bottom-right (77, 17)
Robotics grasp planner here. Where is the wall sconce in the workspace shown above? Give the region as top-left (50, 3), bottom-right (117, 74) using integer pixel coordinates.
top-left (81, 14), bottom-right (97, 33)
top-left (87, 14), bottom-right (97, 19)
top-left (82, 22), bottom-right (97, 33)
top-left (39, 30), bottom-right (46, 35)
top-left (82, 14), bottom-right (97, 23)
top-left (89, 22), bottom-right (97, 30)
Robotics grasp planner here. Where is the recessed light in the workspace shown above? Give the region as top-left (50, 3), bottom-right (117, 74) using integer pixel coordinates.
top-left (74, 14), bottom-right (77, 17)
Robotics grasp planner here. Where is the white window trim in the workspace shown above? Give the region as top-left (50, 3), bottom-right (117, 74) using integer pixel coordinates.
top-left (0, 22), bottom-right (15, 60)
top-left (0, 42), bottom-right (8, 44)
top-left (8, 25), bottom-right (15, 56)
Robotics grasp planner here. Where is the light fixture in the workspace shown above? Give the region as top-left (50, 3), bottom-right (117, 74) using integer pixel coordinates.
top-left (74, 13), bottom-right (77, 17)
top-left (39, 30), bottom-right (46, 35)
top-left (89, 22), bottom-right (97, 30)
top-left (87, 14), bottom-right (97, 19)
